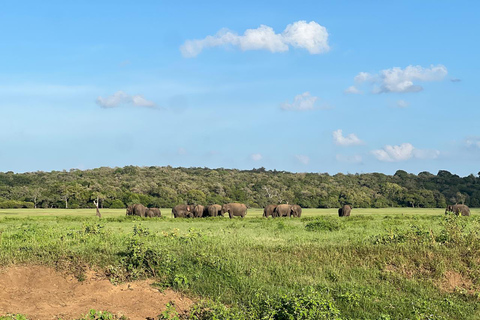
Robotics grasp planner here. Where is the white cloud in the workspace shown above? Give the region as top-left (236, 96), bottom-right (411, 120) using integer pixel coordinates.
top-left (353, 64), bottom-right (447, 94)
top-left (344, 86), bottom-right (362, 94)
top-left (180, 20), bottom-right (329, 57)
top-left (96, 91), bottom-right (156, 108)
top-left (465, 137), bottom-right (480, 148)
top-left (396, 100), bottom-right (410, 108)
top-left (336, 154), bottom-right (362, 163)
top-left (295, 155), bottom-right (310, 165)
top-left (281, 92), bottom-right (318, 111)
top-left (251, 153), bottom-right (263, 161)
top-left (177, 148), bottom-right (187, 155)
top-left (372, 143), bottom-right (439, 162)
top-left (332, 129), bottom-right (364, 146)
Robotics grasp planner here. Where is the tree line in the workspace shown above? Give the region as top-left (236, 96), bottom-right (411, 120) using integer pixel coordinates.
top-left (0, 166), bottom-right (478, 209)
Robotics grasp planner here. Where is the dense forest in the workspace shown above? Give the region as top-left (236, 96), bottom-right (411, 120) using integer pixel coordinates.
top-left (0, 166), bottom-right (478, 209)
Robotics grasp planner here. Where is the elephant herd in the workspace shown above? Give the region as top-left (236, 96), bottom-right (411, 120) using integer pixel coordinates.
top-left (126, 204), bottom-right (161, 218)
top-left (263, 204), bottom-right (303, 218)
top-left (125, 203), bottom-right (471, 219)
top-left (172, 203), bottom-right (248, 219)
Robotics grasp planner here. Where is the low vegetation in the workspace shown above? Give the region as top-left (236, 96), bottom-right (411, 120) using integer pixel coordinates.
top-left (0, 208), bottom-right (479, 319)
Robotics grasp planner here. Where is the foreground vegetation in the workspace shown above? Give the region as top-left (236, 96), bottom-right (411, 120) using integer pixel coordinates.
top-left (1, 208), bottom-right (480, 319)
top-left (0, 166), bottom-right (479, 210)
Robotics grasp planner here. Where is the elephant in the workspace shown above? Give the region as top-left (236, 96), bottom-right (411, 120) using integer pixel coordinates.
top-left (263, 204), bottom-right (277, 218)
top-left (126, 203), bottom-right (147, 217)
top-left (274, 204), bottom-right (293, 218)
top-left (207, 204), bottom-right (223, 217)
top-left (172, 204), bottom-right (195, 218)
top-left (338, 205), bottom-right (352, 217)
top-left (445, 204), bottom-right (470, 216)
top-left (146, 208), bottom-right (161, 218)
top-left (193, 205), bottom-right (206, 218)
top-left (221, 203), bottom-right (247, 219)
top-left (291, 204), bottom-right (302, 218)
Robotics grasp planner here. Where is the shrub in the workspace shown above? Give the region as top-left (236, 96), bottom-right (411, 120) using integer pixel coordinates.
top-left (305, 218), bottom-right (343, 232)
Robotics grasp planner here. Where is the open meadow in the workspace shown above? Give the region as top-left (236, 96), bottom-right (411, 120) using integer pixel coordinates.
top-left (1, 208), bottom-right (480, 319)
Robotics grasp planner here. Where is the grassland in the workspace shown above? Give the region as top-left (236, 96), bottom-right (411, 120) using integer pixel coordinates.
top-left (1, 208), bottom-right (479, 319)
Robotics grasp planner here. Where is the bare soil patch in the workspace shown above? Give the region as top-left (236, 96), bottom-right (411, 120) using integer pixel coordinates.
top-left (439, 270), bottom-right (474, 294)
top-left (0, 265), bottom-right (193, 320)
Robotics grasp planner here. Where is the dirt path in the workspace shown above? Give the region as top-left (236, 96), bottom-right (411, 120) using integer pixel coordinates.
top-left (0, 265), bottom-right (193, 320)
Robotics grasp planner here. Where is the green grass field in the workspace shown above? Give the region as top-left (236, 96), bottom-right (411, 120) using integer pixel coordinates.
top-left (1, 208), bottom-right (479, 319)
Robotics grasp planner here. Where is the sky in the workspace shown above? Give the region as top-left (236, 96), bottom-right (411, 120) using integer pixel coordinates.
top-left (1, 1), bottom-right (479, 176)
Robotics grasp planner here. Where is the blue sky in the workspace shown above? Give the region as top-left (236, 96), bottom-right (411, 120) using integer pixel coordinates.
top-left (1, 1), bottom-right (479, 175)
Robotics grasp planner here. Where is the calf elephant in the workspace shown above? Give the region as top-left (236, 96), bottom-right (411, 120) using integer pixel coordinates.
top-left (263, 204), bottom-right (277, 218)
top-left (221, 203), bottom-right (247, 219)
top-left (338, 205), bottom-right (352, 217)
top-left (146, 208), bottom-right (161, 217)
top-left (172, 204), bottom-right (195, 218)
top-left (207, 204), bottom-right (222, 217)
top-left (291, 204), bottom-right (302, 217)
top-left (445, 204), bottom-right (470, 216)
top-left (126, 204), bottom-right (147, 217)
top-left (275, 204), bottom-right (293, 218)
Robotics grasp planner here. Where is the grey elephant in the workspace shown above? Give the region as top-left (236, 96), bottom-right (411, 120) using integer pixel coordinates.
top-left (126, 203), bottom-right (147, 217)
top-left (445, 204), bottom-right (470, 216)
top-left (172, 204), bottom-right (195, 218)
top-left (291, 204), bottom-right (302, 217)
top-left (263, 204), bottom-right (277, 218)
top-left (193, 205), bottom-right (206, 218)
top-left (338, 205), bottom-right (352, 217)
top-left (221, 203), bottom-right (247, 219)
top-left (274, 204), bottom-right (293, 218)
top-left (207, 204), bottom-right (222, 217)
top-left (146, 208), bottom-right (161, 217)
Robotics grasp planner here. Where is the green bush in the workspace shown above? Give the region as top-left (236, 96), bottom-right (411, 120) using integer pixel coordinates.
top-left (305, 218), bottom-right (343, 232)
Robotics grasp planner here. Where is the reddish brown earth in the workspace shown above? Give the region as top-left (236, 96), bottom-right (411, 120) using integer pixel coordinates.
top-left (0, 265), bottom-right (193, 320)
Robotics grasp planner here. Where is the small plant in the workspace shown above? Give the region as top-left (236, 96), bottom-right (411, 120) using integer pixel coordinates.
top-left (0, 315), bottom-right (29, 320)
top-left (82, 222), bottom-right (105, 235)
top-left (157, 302), bottom-right (180, 320)
top-left (76, 309), bottom-right (127, 320)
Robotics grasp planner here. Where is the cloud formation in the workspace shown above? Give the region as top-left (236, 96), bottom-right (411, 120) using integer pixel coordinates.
top-left (180, 21), bottom-right (329, 57)
top-left (465, 137), bottom-right (480, 148)
top-left (396, 100), bottom-right (410, 108)
top-left (295, 155), bottom-right (310, 165)
top-left (333, 129), bottom-right (364, 146)
top-left (281, 92), bottom-right (318, 111)
top-left (96, 91), bottom-right (156, 108)
top-left (251, 153), bottom-right (263, 161)
top-left (372, 143), bottom-right (440, 162)
top-left (344, 86), bottom-right (362, 94)
top-left (351, 64), bottom-right (447, 94)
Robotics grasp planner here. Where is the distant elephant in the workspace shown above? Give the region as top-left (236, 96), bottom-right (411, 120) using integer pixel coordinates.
top-left (207, 204), bottom-right (222, 217)
top-left (291, 204), bottom-right (302, 218)
top-left (338, 205), bottom-right (352, 217)
top-left (193, 205), bottom-right (206, 218)
top-left (275, 204), bottom-right (293, 218)
top-left (221, 203), bottom-right (247, 219)
top-left (172, 204), bottom-right (194, 218)
top-left (445, 204), bottom-right (470, 216)
top-left (263, 204), bottom-right (277, 218)
top-left (126, 203), bottom-right (147, 217)
top-left (146, 208), bottom-right (161, 218)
